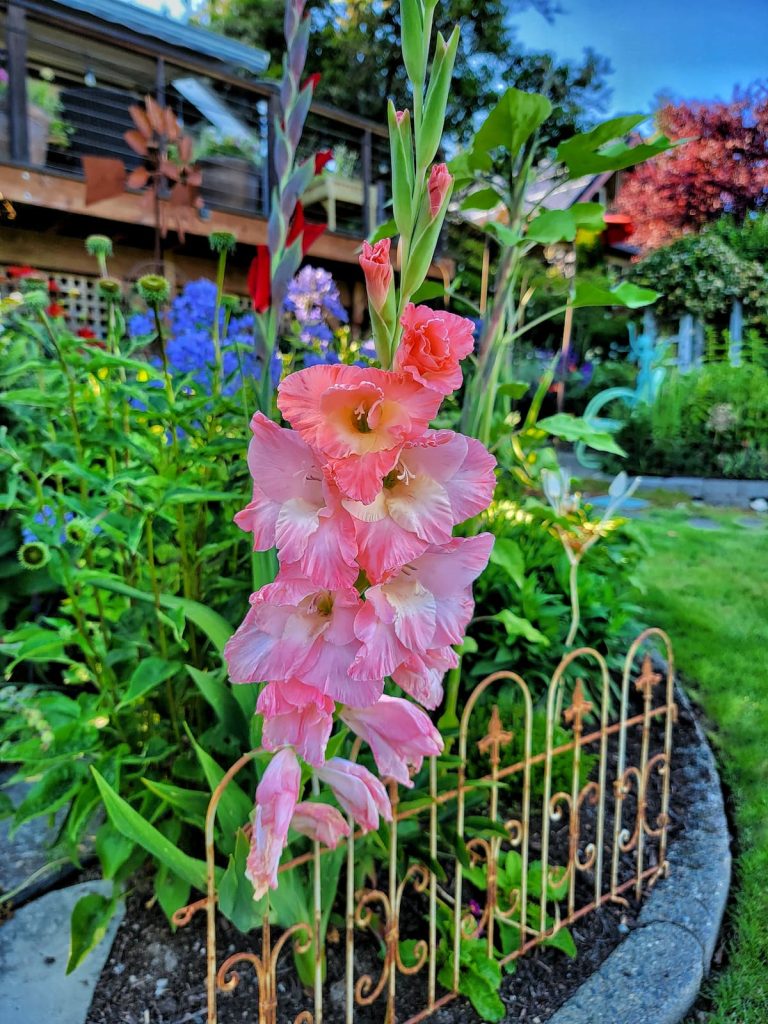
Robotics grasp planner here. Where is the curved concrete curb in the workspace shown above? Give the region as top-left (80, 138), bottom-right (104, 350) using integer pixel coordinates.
top-left (548, 683), bottom-right (731, 1024)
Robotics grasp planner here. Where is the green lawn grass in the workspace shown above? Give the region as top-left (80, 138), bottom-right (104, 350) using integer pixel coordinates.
top-left (633, 507), bottom-right (768, 1022)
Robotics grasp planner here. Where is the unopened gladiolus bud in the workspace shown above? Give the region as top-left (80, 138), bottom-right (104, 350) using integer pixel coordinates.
top-left (209, 230), bottom-right (237, 254)
top-left (395, 109), bottom-right (407, 124)
top-left (137, 274), bottom-right (171, 307)
top-left (428, 163), bottom-right (453, 218)
top-left (359, 238), bottom-right (394, 314)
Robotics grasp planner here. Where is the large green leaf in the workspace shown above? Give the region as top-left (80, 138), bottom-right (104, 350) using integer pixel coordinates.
top-left (183, 725), bottom-right (252, 842)
top-left (526, 202), bottom-right (606, 244)
top-left (472, 87), bottom-right (552, 164)
top-left (67, 891), bottom-right (119, 974)
top-left (537, 413), bottom-right (627, 456)
top-left (78, 571), bottom-right (233, 655)
top-left (571, 280), bottom-right (659, 310)
top-left (493, 610), bottom-right (550, 646)
top-left (141, 778), bottom-right (210, 822)
top-left (489, 537), bottom-right (525, 589)
top-left (91, 768), bottom-right (211, 891)
top-left (187, 665), bottom-right (250, 747)
top-left (118, 657), bottom-right (180, 708)
top-left (218, 828), bottom-right (266, 934)
top-left (460, 186), bottom-right (503, 212)
top-left (557, 115), bottom-right (673, 177)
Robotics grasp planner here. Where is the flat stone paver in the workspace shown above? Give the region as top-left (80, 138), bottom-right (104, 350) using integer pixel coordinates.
top-left (686, 517), bottom-right (722, 530)
top-left (0, 880), bottom-right (124, 1024)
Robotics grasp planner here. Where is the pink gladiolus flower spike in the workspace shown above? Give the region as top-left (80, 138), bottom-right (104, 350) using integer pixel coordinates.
top-left (291, 802), bottom-right (350, 848)
top-left (352, 533), bottom-right (494, 698)
top-left (225, 569), bottom-right (382, 707)
top-left (359, 238), bottom-right (393, 313)
top-left (395, 304), bottom-right (475, 397)
top-left (343, 429), bottom-right (496, 583)
top-left (277, 364), bottom-right (442, 504)
top-left (246, 748), bottom-right (301, 900)
top-left (234, 412), bottom-right (358, 590)
top-left (257, 679), bottom-right (335, 767)
top-left (341, 696), bottom-right (443, 787)
top-left (316, 757), bottom-right (392, 832)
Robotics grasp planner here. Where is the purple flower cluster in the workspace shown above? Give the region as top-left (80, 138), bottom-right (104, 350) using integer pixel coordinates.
top-left (284, 266), bottom-right (348, 362)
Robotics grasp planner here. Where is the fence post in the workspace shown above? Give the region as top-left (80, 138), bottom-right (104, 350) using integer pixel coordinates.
top-left (729, 299), bottom-right (743, 366)
top-left (7, 3), bottom-right (29, 164)
top-left (677, 314), bottom-right (693, 372)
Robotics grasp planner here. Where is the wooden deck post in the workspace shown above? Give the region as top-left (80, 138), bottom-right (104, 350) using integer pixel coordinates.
top-left (7, 3), bottom-right (29, 164)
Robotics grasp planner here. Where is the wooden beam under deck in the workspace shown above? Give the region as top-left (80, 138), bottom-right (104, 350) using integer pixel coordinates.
top-left (0, 164), bottom-right (362, 265)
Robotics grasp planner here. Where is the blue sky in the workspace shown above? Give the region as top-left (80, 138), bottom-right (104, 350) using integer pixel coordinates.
top-left (136, 0), bottom-right (767, 116)
top-left (513, 0), bottom-right (768, 115)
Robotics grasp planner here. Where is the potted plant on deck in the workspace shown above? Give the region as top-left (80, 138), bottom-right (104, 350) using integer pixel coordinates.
top-left (0, 67), bottom-right (71, 166)
top-left (196, 126), bottom-right (261, 212)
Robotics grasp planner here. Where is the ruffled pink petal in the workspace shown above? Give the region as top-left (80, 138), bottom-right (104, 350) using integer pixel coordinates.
top-left (391, 646), bottom-right (457, 709)
top-left (443, 436), bottom-right (497, 524)
top-left (331, 448), bottom-right (400, 504)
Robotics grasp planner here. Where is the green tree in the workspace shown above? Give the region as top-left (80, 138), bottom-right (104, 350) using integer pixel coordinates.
top-left (203, 0), bottom-right (611, 144)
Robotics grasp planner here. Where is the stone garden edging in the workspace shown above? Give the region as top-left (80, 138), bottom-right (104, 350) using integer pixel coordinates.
top-left (548, 680), bottom-right (731, 1024)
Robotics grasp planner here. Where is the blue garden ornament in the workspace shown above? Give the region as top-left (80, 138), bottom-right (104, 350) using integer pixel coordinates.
top-left (575, 316), bottom-right (668, 469)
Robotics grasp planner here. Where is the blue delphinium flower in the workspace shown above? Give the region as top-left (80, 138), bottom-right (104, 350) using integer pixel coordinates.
top-left (22, 505), bottom-right (74, 544)
top-left (129, 279), bottom-right (260, 395)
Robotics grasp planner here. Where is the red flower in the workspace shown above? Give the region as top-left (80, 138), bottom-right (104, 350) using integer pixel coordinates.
top-left (46, 303), bottom-right (66, 318)
top-left (248, 203), bottom-right (327, 312)
top-left (7, 265), bottom-right (36, 279)
top-left (248, 246), bottom-right (272, 314)
top-left (77, 327), bottom-right (97, 339)
top-left (314, 150), bottom-right (333, 175)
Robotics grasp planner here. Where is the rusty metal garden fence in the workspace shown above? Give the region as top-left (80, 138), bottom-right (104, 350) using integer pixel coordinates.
top-left (173, 627), bottom-right (676, 1024)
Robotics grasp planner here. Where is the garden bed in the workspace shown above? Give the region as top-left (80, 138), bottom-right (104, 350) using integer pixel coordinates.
top-left (84, 685), bottom-right (704, 1024)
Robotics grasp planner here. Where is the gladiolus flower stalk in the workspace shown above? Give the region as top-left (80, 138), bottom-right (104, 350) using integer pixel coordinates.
top-left (225, 0), bottom-right (497, 914)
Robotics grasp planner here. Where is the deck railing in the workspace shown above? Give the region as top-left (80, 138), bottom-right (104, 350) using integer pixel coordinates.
top-left (0, 0), bottom-right (390, 236)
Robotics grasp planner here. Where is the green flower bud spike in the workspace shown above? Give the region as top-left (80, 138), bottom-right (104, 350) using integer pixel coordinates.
top-left (85, 234), bottom-right (113, 277)
top-left (98, 277), bottom-right (122, 299)
top-left (209, 231), bottom-right (237, 254)
top-left (22, 289), bottom-right (49, 312)
top-left (18, 541), bottom-right (51, 571)
top-left (137, 274), bottom-right (171, 307)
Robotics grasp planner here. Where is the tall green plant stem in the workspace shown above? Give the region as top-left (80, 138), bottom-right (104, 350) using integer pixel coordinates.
top-left (211, 249), bottom-right (227, 396)
top-left (144, 515), bottom-right (180, 740)
top-left (151, 302), bottom-right (199, 663)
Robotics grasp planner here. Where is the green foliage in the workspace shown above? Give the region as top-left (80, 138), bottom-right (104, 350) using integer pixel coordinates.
top-left (609, 363), bottom-right (768, 480)
top-left (630, 233), bottom-right (768, 326)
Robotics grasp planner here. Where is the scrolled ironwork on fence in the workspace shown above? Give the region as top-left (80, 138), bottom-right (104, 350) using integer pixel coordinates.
top-left (174, 627), bottom-right (676, 1024)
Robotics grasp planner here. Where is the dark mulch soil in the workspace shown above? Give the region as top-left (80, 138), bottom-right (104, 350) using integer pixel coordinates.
top-left (85, 688), bottom-right (701, 1024)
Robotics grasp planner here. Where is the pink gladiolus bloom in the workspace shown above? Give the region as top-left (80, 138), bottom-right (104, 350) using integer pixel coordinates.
top-left (246, 747), bottom-right (301, 900)
top-left (234, 413), bottom-right (358, 590)
top-left (257, 679), bottom-right (335, 766)
top-left (291, 802), bottom-right (350, 848)
top-left (395, 304), bottom-right (475, 396)
top-left (340, 696), bottom-right (443, 787)
top-left (342, 430), bottom-right (497, 582)
top-left (317, 757), bottom-right (392, 832)
top-left (359, 238), bottom-right (393, 313)
top-left (277, 364), bottom-right (442, 503)
top-left (352, 533), bottom-right (494, 687)
top-left (391, 645), bottom-right (459, 710)
top-left (225, 570), bottom-right (382, 707)
top-left (428, 163), bottom-right (453, 217)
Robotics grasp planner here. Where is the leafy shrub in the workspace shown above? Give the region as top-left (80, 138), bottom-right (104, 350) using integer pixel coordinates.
top-left (607, 363), bottom-right (768, 479)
